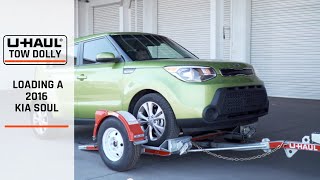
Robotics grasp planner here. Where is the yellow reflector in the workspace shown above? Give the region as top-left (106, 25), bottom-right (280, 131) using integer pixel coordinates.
top-left (164, 67), bottom-right (179, 73)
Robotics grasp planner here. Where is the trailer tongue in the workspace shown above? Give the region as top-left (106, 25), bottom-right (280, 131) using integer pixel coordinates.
top-left (79, 110), bottom-right (320, 171)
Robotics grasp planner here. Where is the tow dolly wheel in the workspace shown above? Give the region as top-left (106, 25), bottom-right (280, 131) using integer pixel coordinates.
top-left (97, 117), bottom-right (141, 172)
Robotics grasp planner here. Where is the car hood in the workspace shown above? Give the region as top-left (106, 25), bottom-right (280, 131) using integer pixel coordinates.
top-left (124, 59), bottom-right (253, 73)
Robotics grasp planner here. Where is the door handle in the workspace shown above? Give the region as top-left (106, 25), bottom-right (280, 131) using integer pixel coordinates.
top-left (77, 74), bottom-right (87, 81)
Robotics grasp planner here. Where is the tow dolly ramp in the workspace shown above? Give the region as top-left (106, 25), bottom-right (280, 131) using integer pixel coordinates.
top-left (80, 132), bottom-right (320, 158)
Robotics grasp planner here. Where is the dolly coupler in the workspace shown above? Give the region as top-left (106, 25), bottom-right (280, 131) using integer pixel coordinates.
top-left (93, 110), bottom-right (146, 144)
top-left (268, 132), bottom-right (320, 158)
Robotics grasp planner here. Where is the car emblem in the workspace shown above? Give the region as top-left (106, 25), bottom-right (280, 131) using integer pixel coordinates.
top-left (233, 63), bottom-right (241, 67)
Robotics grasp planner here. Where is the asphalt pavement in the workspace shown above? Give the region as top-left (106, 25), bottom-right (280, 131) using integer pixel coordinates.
top-left (75, 97), bottom-right (320, 180)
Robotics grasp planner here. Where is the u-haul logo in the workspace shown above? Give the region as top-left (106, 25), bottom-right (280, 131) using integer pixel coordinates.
top-left (289, 143), bottom-right (318, 151)
top-left (3, 35), bottom-right (67, 65)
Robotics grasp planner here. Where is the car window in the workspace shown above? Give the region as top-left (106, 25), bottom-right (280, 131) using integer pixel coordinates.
top-left (74, 44), bottom-right (78, 65)
top-left (147, 44), bottom-right (184, 59)
top-left (83, 38), bottom-right (118, 65)
top-left (111, 35), bottom-right (197, 61)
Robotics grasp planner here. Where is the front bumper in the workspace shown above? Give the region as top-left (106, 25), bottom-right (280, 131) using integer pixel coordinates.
top-left (177, 85), bottom-right (269, 130)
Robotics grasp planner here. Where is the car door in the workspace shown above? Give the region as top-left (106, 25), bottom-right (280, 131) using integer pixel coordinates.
top-left (75, 37), bottom-right (124, 119)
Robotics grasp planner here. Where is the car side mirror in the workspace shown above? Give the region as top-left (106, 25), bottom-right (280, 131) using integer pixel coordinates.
top-left (96, 52), bottom-right (120, 63)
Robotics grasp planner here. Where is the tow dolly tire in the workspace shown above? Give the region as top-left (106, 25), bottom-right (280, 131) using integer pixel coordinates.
top-left (97, 117), bottom-right (141, 172)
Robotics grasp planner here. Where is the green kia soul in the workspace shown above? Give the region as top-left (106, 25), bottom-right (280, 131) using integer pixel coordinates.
top-left (74, 32), bottom-right (269, 145)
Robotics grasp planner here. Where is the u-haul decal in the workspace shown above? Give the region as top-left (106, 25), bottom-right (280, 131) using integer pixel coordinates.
top-left (289, 143), bottom-right (319, 151)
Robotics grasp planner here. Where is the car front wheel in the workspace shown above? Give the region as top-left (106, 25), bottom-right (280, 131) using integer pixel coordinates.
top-left (133, 93), bottom-right (180, 146)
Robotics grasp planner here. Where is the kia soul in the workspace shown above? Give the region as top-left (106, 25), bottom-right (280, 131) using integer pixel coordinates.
top-left (73, 32), bottom-right (269, 145)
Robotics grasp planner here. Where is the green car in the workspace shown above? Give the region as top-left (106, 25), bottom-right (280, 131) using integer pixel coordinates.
top-left (74, 32), bottom-right (269, 145)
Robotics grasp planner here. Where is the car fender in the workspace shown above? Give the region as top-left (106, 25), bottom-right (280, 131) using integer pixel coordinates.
top-left (122, 75), bottom-right (179, 112)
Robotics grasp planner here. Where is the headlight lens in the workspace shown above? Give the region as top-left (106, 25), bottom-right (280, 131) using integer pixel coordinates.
top-left (164, 66), bottom-right (216, 82)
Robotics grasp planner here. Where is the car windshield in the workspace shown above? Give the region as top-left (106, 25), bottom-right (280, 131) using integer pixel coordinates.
top-left (111, 34), bottom-right (197, 61)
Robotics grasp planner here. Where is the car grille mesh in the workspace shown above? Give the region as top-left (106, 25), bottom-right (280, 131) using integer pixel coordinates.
top-left (219, 86), bottom-right (268, 116)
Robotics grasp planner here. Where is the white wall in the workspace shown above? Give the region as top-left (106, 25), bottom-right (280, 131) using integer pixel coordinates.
top-left (77, 1), bottom-right (90, 37)
top-left (230, 0), bottom-right (251, 63)
top-left (76, 0), bottom-right (250, 60)
top-left (143, 0), bottom-right (157, 33)
top-left (76, 0), bottom-right (122, 37)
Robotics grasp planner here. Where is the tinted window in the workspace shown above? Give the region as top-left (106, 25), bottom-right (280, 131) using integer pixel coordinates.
top-left (147, 44), bottom-right (184, 59)
top-left (111, 35), bottom-right (197, 61)
top-left (74, 44), bottom-right (78, 65)
top-left (83, 38), bottom-right (118, 64)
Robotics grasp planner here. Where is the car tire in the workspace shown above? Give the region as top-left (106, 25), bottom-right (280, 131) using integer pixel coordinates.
top-left (30, 106), bottom-right (55, 139)
top-left (133, 93), bottom-right (180, 146)
top-left (97, 117), bottom-right (141, 171)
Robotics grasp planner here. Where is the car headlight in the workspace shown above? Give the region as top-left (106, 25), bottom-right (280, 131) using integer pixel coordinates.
top-left (164, 66), bottom-right (216, 82)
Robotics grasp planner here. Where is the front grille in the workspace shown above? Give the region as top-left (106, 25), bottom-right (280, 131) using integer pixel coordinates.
top-left (220, 68), bottom-right (254, 76)
top-left (218, 86), bottom-right (268, 115)
top-left (203, 85), bottom-right (268, 122)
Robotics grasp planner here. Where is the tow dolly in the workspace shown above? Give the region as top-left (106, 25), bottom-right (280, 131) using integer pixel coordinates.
top-left (79, 110), bottom-right (320, 172)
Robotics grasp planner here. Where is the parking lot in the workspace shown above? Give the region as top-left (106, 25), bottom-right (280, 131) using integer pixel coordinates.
top-left (75, 97), bottom-right (320, 180)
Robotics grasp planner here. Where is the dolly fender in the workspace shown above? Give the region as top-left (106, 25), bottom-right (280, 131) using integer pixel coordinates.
top-left (92, 110), bottom-right (145, 142)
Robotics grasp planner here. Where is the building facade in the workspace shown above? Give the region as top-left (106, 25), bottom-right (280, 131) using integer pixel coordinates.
top-left (75, 0), bottom-right (320, 100)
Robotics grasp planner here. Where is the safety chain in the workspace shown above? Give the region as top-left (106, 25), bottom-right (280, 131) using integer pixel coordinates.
top-left (191, 141), bottom-right (284, 161)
